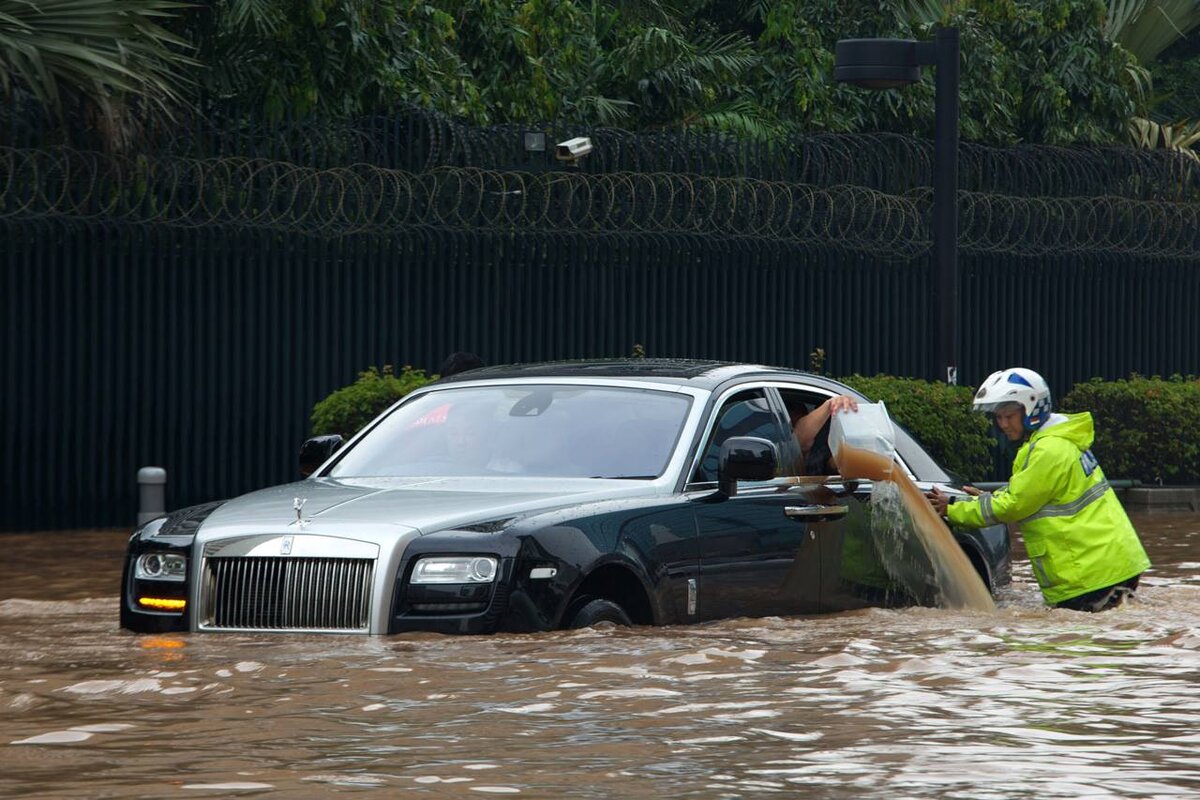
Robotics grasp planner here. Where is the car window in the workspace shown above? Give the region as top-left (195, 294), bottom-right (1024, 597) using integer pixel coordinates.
top-left (778, 385), bottom-right (951, 483)
top-left (891, 421), bottom-right (952, 483)
top-left (691, 389), bottom-right (794, 483)
top-left (328, 385), bottom-right (693, 479)
top-left (778, 387), bottom-right (837, 476)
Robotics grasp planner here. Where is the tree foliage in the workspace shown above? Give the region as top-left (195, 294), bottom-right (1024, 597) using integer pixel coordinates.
top-left (0, 0), bottom-right (195, 149)
top-left (5, 0), bottom-right (1196, 149)
top-left (169, 0), bottom-right (1149, 146)
top-left (178, 1), bottom-right (457, 121)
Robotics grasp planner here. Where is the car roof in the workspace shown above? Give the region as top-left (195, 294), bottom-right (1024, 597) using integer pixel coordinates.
top-left (434, 358), bottom-right (828, 390)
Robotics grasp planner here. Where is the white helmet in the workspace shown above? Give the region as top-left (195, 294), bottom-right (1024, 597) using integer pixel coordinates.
top-left (972, 367), bottom-right (1052, 431)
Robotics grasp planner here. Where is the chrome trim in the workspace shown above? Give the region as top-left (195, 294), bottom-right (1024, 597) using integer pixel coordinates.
top-left (197, 534), bottom-right (380, 633)
top-left (200, 556), bottom-right (374, 632)
top-left (785, 504), bottom-right (849, 520)
top-left (203, 534), bottom-right (377, 560)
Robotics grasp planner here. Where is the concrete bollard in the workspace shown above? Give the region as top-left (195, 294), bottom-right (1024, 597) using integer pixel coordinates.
top-left (137, 466), bottom-right (167, 527)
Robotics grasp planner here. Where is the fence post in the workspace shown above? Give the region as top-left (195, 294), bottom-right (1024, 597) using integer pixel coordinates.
top-left (137, 467), bottom-right (167, 527)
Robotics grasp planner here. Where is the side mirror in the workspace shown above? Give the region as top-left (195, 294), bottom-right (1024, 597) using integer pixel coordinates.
top-left (299, 434), bottom-right (343, 477)
top-left (716, 436), bottom-right (778, 499)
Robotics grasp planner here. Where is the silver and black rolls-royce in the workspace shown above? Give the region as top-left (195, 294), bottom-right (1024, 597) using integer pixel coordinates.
top-left (120, 360), bottom-right (1010, 635)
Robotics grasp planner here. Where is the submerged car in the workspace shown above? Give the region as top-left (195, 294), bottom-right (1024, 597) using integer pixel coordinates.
top-left (121, 359), bottom-right (1010, 635)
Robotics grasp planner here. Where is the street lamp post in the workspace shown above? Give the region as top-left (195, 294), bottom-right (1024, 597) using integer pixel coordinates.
top-left (834, 28), bottom-right (960, 385)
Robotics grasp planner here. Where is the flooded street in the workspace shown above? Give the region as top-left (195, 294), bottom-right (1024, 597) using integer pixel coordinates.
top-left (2, 513), bottom-right (1199, 798)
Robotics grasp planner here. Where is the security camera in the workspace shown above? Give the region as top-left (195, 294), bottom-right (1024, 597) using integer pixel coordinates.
top-left (555, 137), bottom-right (593, 161)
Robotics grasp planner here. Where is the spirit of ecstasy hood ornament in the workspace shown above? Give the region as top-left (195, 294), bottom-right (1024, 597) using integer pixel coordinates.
top-left (293, 497), bottom-right (307, 528)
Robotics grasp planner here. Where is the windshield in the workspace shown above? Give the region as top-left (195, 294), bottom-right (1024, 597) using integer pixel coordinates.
top-left (328, 385), bottom-right (693, 479)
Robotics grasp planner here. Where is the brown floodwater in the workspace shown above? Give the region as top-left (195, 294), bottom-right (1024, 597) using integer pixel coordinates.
top-left (836, 444), bottom-right (995, 612)
top-left (2, 513), bottom-right (1199, 799)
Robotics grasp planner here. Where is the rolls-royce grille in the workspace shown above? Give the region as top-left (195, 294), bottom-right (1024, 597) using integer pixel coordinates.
top-left (202, 557), bottom-right (374, 631)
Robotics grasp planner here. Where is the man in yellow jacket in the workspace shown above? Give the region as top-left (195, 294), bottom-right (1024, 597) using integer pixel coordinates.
top-left (927, 367), bottom-right (1150, 612)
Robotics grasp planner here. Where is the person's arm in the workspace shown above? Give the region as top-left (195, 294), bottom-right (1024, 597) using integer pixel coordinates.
top-left (927, 484), bottom-right (980, 515)
top-left (946, 440), bottom-right (1067, 527)
top-left (793, 395), bottom-right (858, 454)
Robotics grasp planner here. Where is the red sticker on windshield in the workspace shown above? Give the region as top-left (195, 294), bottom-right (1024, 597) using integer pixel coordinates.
top-left (406, 402), bottom-right (450, 429)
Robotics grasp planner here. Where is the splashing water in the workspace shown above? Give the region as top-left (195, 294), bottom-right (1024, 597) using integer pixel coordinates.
top-left (836, 443), bottom-right (995, 612)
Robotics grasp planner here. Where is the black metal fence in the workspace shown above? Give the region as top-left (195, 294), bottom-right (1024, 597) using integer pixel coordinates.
top-left (3, 107), bottom-right (1198, 530)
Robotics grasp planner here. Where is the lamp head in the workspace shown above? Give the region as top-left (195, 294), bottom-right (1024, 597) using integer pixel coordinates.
top-left (834, 38), bottom-right (921, 89)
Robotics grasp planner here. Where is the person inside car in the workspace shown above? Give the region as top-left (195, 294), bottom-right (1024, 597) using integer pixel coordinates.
top-left (926, 367), bottom-right (1150, 612)
top-left (443, 401), bottom-right (522, 474)
top-left (785, 394), bottom-right (859, 475)
top-left (439, 351), bottom-right (485, 378)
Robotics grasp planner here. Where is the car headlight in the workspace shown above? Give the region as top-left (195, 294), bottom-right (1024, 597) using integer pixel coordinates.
top-left (135, 552), bottom-right (187, 581)
top-left (411, 556), bottom-right (498, 584)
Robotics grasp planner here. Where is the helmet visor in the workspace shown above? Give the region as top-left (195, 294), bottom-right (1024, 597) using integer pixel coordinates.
top-left (974, 399), bottom-right (1024, 415)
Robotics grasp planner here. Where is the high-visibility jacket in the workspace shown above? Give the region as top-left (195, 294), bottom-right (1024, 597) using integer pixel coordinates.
top-left (947, 412), bottom-right (1150, 606)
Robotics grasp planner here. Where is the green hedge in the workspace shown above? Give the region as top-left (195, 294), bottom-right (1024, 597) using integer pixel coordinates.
top-left (839, 375), bottom-right (995, 482)
top-left (1061, 376), bottom-right (1200, 485)
top-left (310, 365), bottom-right (434, 439)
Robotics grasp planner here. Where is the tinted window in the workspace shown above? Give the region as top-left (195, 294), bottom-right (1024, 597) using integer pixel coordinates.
top-left (692, 389), bottom-right (792, 483)
top-left (329, 385), bottom-right (692, 479)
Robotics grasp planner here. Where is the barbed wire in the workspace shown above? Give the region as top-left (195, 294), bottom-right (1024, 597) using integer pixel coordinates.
top-left (141, 107), bottom-right (1200, 202)
top-left (6, 105), bottom-right (1196, 202)
top-left (3, 147), bottom-right (1197, 259)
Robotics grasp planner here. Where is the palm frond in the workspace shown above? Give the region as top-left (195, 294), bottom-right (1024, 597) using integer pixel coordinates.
top-left (0, 0), bottom-right (195, 125)
top-left (600, 0), bottom-right (687, 30)
top-left (1123, 61), bottom-right (1153, 107)
top-left (1105, 0), bottom-right (1149, 39)
top-left (686, 33), bottom-right (758, 79)
top-left (575, 94), bottom-right (636, 126)
top-left (685, 99), bottom-right (786, 140)
top-left (226, 0), bottom-right (284, 36)
top-left (1108, 0), bottom-right (1200, 62)
top-left (1129, 115), bottom-right (1200, 159)
top-left (901, 0), bottom-right (958, 26)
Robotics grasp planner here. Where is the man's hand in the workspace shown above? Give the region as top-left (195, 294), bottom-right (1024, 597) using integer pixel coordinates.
top-left (925, 485), bottom-right (951, 516)
top-left (828, 395), bottom-right (859, 415)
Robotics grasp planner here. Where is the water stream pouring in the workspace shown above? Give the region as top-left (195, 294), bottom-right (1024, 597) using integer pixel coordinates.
top-left (831, 404), bottom-right (995, 612)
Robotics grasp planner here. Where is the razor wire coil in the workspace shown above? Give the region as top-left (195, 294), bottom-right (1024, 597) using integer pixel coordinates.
top-left (6, 104), bottom-right (1197, 201)
top-left (2, 146), bottom-right (1197, 259)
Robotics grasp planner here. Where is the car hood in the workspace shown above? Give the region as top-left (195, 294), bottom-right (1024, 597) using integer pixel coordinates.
top-left (198, 475), bottom-right (660, 538)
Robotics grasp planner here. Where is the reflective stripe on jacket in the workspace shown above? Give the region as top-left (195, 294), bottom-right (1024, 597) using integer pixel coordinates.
top-left (946, 412), bottom-right (1150, 605)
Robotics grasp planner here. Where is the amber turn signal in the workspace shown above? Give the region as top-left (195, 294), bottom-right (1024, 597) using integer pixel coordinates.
top-left (138, 597), bottom-right (186, 611)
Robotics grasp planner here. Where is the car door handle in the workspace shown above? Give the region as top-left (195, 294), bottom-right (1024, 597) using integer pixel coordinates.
top-left (784, 504), bottom-right (849, 522)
